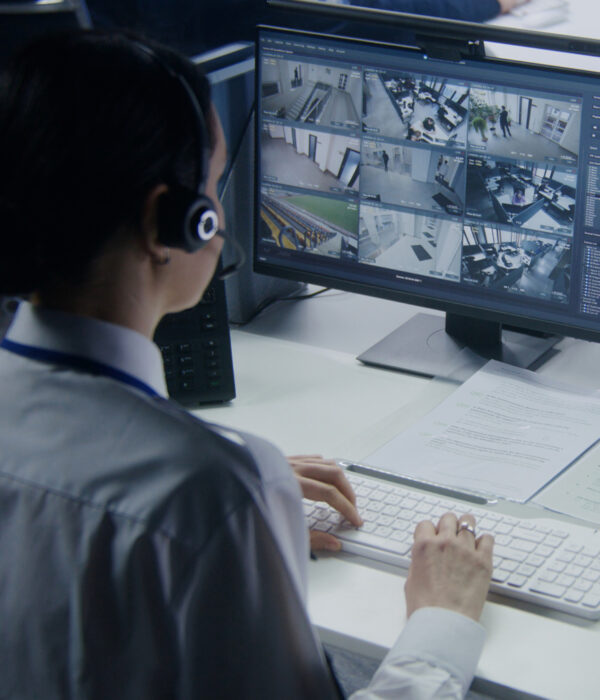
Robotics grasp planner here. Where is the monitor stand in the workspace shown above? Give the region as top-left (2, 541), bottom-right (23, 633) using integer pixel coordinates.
top-left (357, 312), bottom-right (561, 383)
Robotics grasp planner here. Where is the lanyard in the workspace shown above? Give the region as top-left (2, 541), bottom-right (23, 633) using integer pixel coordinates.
top-left (0, 337), bottom-right (160, 398)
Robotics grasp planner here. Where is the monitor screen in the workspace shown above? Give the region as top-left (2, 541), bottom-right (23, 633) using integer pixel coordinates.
top-left (254, 25), bottom-right (600, 376)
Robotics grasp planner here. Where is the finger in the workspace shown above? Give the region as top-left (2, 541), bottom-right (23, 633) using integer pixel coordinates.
top-left (476, 533), bottom-right (494, 557)
top-left (309, 530), bottom-right (342, 552)
top-left (288, 455), bottom-right (339, 472)
top-left (297, 475), bottom-right (363, 527)
top-left (295, 463), bottom-right (357, 506)
top-left (436, 512), bottom-right (458, 536)
top-left (456, 513), bottom-right (477, 542)
top-left (413, 518), bottom-right (437, 541)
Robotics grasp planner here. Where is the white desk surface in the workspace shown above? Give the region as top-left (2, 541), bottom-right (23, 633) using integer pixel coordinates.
top-left (196, 289), bottom-right (600, 699)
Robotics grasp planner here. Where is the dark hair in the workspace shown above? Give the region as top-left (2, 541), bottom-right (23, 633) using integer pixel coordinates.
top-left (0, 30), bottom-right (212, 295)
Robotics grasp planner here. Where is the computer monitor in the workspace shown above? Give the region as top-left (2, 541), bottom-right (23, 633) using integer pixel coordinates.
top-left (253, 20), bottom-right (600, 378)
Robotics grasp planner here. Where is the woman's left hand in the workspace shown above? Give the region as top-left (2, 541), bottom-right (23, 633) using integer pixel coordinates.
top-left (288, 455), bottom-right (363, 551)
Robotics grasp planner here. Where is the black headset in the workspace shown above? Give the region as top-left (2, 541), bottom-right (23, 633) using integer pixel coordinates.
top-left (132, 41), bottom-right (220, 253)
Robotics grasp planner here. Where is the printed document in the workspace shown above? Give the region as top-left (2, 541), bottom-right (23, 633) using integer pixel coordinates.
top-left (533, 442), bottom-right (600, 525)
top-left (365, 360), bottom-right (600, 503)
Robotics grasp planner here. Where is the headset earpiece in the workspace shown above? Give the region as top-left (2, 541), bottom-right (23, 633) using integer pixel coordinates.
top-left (156, 184), bottom-right (219, 253)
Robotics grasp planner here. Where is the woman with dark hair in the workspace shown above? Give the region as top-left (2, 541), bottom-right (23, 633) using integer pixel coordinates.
top-left (0, 31), bottom-right (493, 699)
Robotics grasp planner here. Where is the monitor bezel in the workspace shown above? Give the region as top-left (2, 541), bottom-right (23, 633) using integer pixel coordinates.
top-left (266, 0), bottom-right (600, 58)
top-left (254, 23), bottom-right (600, 344)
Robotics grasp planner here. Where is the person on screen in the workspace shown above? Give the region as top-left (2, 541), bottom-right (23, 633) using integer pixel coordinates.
top-left (85, 0), bottom-right (531, 55)
top-left (500, 105), bottom-right (512, 137)
top-left (512, 187), bottom-right (526, 205)
top-left (382, 149), bottom-right (390, 171)
top-left (0, 31), bottom-right (493, 698)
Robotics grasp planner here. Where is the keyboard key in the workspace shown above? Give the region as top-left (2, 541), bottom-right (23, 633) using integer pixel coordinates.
top-left (575, 554), bottom-right (593, 568)
top-left (501, 559), bottom-right (518, 572)
top-left (583, 593), bottom-right (600, 608)
top-left (517, 564), bottom-right (536, 577)
top-left (583, 570), bottom-right (600, 583)
top-left (384, 494), bottom-right (401, 506)
top-left (518, 521), bottom-right (535, 531)
top-left (492, 570), bottom-right (510, 583)
top-left (565, 590), bottom-right (584, 604)
top-left (391, 518), bottom-right (412, 532)
top-left (565, 543), bottom-right (584, 553)
top-left (513, 528), bottom-right (545, 544)
top-left (478, 517), bottom-right (497, 531)
top-left (415, 502), bottom-right (433, 515)
top-left (556, 574), bottom-right (576, 587)
top-left (337, 528), bottom-right (412, 556)
top-left (526, 554), bottom-right (545, 567)
top-left (494, 545), bottom-right (527, 563)
top-left (390, 530), bottom-right (409, 543)
top-left (556, 551), bottom-right (576, 564)
top-left (495, 523), bottom-right (514, 535)
top-left (375, 526), bottom-right (392, 537)
top-left (367, 502), bottom-right (384, 514)
top-left (512, 539), bottom-right (536, 553)
top-left (507, 574), bottom-right (527, 588)
top-left (530, 581), bottom-right (567, 598)
top-left (495, 534), bottom-right (513, 546)
top-left (565, 564), bottom-right (584, 577)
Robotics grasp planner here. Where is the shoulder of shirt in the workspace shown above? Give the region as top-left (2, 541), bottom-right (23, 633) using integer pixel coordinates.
top-left (1, 368), bottom-right (296, 552)
top-left (82, 386), bottom-right (296, 543)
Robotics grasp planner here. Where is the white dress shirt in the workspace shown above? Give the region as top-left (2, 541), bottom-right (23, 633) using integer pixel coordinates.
top-left (0, 302), bottom-right (485, 699)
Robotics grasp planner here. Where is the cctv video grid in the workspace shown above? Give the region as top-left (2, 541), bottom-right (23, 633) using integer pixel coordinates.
top-left (256, 28), bottom-right (600, 335)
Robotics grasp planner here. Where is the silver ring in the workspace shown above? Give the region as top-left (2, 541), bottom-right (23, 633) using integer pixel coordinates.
top-left (457, 522), bottom-right (476, 537)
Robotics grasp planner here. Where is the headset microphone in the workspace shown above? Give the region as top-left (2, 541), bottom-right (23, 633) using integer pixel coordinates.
top-left (216, 230), bottom-right (246, 280)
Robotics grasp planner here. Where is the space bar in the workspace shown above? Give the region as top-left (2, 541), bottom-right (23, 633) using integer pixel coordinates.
top-left (334, 528), bottom-right (412, 557)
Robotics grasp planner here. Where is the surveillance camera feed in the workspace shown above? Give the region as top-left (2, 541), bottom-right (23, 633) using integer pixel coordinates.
top-left (257, 29), bottom-right (600, 336)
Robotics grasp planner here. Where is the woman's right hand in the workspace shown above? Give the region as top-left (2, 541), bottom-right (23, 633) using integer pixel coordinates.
top-left (405, 512), bottom-right (494, 622)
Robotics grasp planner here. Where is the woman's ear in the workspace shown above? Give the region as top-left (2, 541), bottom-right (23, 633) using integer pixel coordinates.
top-left (139, 184), bottom-right (170, 262)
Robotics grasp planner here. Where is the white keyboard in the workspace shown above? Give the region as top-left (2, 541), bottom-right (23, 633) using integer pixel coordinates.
top-left (303, 467), bottom-right (600, 620)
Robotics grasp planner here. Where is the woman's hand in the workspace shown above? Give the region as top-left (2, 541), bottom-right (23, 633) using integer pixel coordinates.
top-left (288, 455), bottom-right (362, 552)
top-left (405, 512), bottom-right (494, 621)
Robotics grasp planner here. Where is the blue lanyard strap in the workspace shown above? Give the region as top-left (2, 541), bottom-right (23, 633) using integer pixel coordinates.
top-left (0, 337), bottom-right (160, 398)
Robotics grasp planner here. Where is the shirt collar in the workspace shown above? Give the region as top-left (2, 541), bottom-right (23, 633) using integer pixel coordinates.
top-left (5, 301), bottom-right (168, 398)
